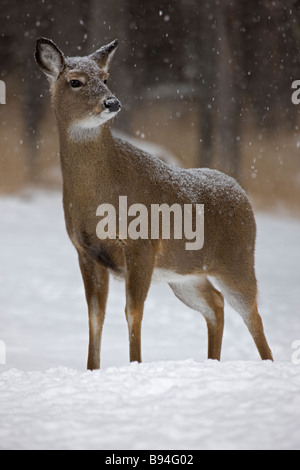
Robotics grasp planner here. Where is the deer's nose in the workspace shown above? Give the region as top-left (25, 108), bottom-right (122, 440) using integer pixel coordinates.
top-left (103, 97), bottom-right (121, 113)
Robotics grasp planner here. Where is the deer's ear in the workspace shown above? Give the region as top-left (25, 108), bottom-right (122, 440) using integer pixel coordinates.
top-left (90, 39), bottom-right (118, 72)
top-left (35, 38), bottom-right (65, 80)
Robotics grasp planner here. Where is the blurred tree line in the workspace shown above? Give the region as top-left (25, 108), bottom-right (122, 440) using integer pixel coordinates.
top-left (1, 0), bottom-right (300, 182)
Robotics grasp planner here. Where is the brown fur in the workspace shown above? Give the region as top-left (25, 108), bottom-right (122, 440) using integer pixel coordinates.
top-left (35, 38), bottom-right (273, 369)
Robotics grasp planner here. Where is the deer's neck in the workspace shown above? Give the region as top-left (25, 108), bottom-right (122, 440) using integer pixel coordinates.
top-left (59, 123), bottom-right (113, 164)
top-left (58, 123), bottom-right (117, 192)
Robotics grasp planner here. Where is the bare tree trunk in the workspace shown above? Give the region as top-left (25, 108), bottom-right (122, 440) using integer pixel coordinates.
top-left (197, 1), bottom-right (218, 169)
top-left (215, 1), bottom-right (242, 180)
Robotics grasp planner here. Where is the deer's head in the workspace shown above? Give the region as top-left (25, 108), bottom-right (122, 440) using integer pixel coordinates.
top-left (35, 38), bottom-right (121, 140)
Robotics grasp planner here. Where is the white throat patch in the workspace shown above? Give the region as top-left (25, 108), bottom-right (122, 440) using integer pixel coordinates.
top-left (68, 110), bottom-right (116, 141)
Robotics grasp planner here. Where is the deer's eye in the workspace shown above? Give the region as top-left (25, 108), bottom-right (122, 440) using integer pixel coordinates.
top-left (103, 79), bottom-right (108, 85)
top-left (70, 79), bottom-right (83, 88)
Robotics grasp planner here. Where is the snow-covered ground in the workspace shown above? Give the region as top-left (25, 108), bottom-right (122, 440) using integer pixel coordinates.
top-left (0, 191), bottom-right (300, 450)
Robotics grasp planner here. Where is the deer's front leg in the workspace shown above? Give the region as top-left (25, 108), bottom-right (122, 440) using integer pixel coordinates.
top-left (125, 243), bottom-right (155, 363)
top-left (78, 252), bottom-right (109, 370)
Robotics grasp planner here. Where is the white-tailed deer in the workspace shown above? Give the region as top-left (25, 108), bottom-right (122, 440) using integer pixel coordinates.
top-left (35, 38), bottom-right (273, 370)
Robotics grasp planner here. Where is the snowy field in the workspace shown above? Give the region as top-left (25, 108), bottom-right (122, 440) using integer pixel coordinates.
top-left (0, 191), bottom-right (300, 450)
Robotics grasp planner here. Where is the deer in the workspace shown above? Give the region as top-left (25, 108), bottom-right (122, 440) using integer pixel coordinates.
top-left (35, 37), bottom-right (273, 370)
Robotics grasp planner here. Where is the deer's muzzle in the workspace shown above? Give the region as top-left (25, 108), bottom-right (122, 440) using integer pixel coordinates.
top-left (103, 97), bottom-right (121, 113)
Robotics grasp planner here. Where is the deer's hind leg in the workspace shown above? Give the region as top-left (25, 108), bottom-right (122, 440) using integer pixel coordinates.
top-left (169, 277), bottom-right (225, 360)
top-left (216, 269), bottom-right (273, 361)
